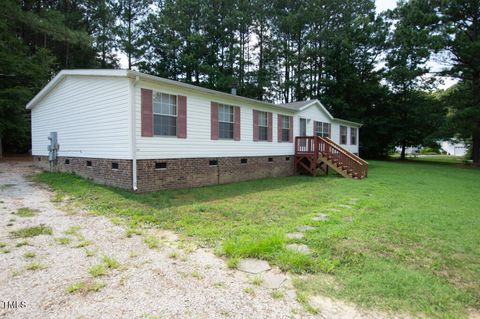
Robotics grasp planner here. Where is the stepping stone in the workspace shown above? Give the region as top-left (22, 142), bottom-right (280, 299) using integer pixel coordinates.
top-left (337, 204), bottom-right (353, 209)
top-left (296, 225), bottom-right (316, 232)
top-left (312, 213), bottom-right (329, 221)
top-left (286, 244), bottom-right (311, 254)
top-left (237, 258), bottom-right (271, 274)
top-left (286, 232), bottom-right (304, 239)
top-left (261, 272), bottom-right (287, 289)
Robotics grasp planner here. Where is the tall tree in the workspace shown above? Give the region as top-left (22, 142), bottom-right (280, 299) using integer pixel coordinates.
top-left (117, 0), bottom-right (151, 70)
top-left (0, 0), bottom-right (91, 154)
top-left (384, 0), bottom-right (445, 159)
top-left (85, 0), bottom-right (119, 68)
top-left (437, 0), bottom-right (480, 164)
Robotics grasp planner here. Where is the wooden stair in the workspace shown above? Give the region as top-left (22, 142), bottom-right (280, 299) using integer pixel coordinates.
top-left (294, 136), bottom-right (368, 179)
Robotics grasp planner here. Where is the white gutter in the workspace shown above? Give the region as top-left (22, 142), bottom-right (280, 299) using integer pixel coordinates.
top-left (130, 76), bottom-right (140, 191)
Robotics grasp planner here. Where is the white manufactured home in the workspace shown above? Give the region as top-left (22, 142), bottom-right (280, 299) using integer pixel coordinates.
top-left (27, 69), bottom-right (367, 192)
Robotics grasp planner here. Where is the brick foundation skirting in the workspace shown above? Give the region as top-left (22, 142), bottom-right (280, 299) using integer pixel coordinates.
top-left (34, 156), bottom-right (133, 190)
top-left (34, 155), bottom-right (295, 192)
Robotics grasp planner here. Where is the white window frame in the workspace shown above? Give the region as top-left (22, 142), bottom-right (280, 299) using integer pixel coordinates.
top-left (350, 127), bottom-right (358, 145)
top-left (153, 92), bottom-right (177, 136)
top-left (258, 111), bottom-right (268, 141)
top-left (218, 103), bottom-right (234, 139)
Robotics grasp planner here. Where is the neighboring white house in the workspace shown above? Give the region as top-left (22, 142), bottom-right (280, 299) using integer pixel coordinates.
top-left (440, 139), bottom-right (467, 156)
top-left (27, 69), bottom-right (362, 192)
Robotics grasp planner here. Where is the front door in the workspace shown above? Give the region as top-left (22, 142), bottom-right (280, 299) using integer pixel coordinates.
top-left (299, 118), bottom-right (307, 149)
top-left (300, 118), bottom-right (307, 136)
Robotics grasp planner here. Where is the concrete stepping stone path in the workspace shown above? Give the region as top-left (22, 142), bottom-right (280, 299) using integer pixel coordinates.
top-left (237, 258), bottom-right (271, 274)
top-left (296, 225), bottom-right (316, 232)
top-left (312, 213), bottom-right (329, 221)
top-left (261, 272), bottom-right (287, 289)
top-left (286, 244), bottom-right (311, 254)
top-left (286, 232), bottom-right (304, 239)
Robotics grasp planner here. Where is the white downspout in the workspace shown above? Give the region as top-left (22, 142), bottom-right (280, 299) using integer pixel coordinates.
top-left (131, 76), bottom-right (140, 191)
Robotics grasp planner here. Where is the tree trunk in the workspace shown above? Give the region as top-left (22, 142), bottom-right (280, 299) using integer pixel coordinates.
top-left (472, 72), bottom-right (480, 165)
top-left (400, 139), bottom-right (406, 160)
top-left (473, 123), bottom-right (480, 165)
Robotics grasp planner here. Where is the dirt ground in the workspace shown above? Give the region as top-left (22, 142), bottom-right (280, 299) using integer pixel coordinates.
top-left (0, 161), bottom-right (394, 319)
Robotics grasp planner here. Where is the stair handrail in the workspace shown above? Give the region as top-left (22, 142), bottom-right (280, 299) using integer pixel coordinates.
top-left (323, 137), bottom-right (369, 166)
top-left (317, 136), bottom-right (368, 178)
top-left (317, 137), bottom-right (365, 167)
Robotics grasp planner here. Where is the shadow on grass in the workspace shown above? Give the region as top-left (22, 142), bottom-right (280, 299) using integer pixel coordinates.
top-left (38, 170), bottom-right (340, 212)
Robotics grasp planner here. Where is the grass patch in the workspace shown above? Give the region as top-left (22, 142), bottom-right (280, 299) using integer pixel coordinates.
top-left (36, 160), bottom-right (480, 318)
top-left (143, 234), bottom-right (160, 249)
top-left (16, 207), bottom-right (39, 217)
top-left (66, 281), bottom-right (106, 294)
top-left (84, 249), bottom-right (96, 257)
top-left (15, 240), bottom-right (29, 247)
top-left (25, 262), bottom-right (45, 271)
top-left (271, 290), bottom-right (284, 299)
top-left (243, 287), bottom-right (255, 295)
top-left (0, 242), bottom-right (6, 248)
top-left (251, 276), bottom-right (263, 286)
top-left (11, 225), bottom-right (52, 238)
top-left (102, 255), bottom-right (120, 269)
top-left (63, 225), bottom-right (81, 236)
top-left (56, 237), bottom-right (71, 245)
top-left (23, 251), bottom-right (36, 258)
top-left (89, 264), bottom-right (107, 277)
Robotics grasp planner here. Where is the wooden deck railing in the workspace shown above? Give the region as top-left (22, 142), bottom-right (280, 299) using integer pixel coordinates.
top-left (295, 136), bottom-right (368, 178)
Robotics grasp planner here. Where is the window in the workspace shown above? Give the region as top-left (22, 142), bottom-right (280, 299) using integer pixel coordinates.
top-left (112, 162), bottom-right (119, 170)
top-left (86, 160), bottom-right (92, 167)
top-left (350, 127), bottom-right (357, 145)
top-left (209, 160), bottom-right (218, 166)
top-left (258, 111), bottom-right (268, 141)
top-left (315, 122), bottom-right (330, 138)
top-left (281, 115), bottom-right (290, 142)
top-left (340, 126), bottom-right (348, 144)
top-left (153, 92), bottom-right (177, 136)
top-left (155, 162), bottom-right (167, 170)
top-left (219, 104), bottom-right (234, 139)
top-left (285, 156), bottom-right (290, 161)
top-left (65, 159), bottom-right (70, 165)
top-left (241, 158), bottom-right (248, 164)
top-left (268, 157), bottom-right (273, 162)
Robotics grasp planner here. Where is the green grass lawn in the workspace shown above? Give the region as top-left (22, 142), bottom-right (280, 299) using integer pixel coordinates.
top-left (36, 160), bottom-right (480, 318)
top-left (391, 154), bottom-right (467, 164)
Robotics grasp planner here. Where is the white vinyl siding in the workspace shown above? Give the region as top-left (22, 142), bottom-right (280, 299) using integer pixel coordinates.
top-left (135, 81), bottom-right (295, 159)
top-left (296, 103), bottom-right (360, 154)
top-left (31, 76), bottom-right (131, 159)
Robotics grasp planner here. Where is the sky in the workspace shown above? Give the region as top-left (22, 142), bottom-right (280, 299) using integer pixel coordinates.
top-left (375, 0), bottom-right (397, 13)
top-left (118, 0), bottom-right (456, 90)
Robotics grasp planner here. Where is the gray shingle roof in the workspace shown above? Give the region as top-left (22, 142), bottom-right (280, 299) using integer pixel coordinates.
top-left (277, 100), bottom-right (317, 110)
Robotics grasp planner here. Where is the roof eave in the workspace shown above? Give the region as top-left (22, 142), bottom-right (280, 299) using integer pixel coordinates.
top-left (333, 118), bottom-right (363, 127)
top-left (126, 70), bottom-right (296, 113)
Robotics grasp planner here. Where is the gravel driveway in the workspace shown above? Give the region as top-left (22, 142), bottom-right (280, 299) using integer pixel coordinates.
top-left (0, 161), bottom-right (390, 319)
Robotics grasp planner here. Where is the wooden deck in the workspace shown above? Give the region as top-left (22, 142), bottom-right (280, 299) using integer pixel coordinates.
top-left (294, 136), bottom-right (368, 179)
